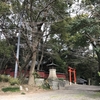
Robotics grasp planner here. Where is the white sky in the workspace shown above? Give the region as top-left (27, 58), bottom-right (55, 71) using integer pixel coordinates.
top-left (70, 0), bottom-right (91, 17)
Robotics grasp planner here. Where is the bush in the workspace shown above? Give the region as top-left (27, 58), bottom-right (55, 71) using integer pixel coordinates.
top-left (42, 80), bottom-right (50, 89)
top-left (3, 75), bottom-right (10, 82)
top-left (0, 75), bottom-right (20, 85)
top-left (59, 78), bottom-right (64, 81)
top-left (9, 77), bottom-right (19, 85)
top-left (0, 75), bottom-right (3, 82)
top-left (33, 72), bottom-right (40, 78)
top-left (0, 75), bottom-right (10, 82)
top-left (98, 72), bottom-right (100, 76)
top-left (2, 87), bottom-right (20, 92)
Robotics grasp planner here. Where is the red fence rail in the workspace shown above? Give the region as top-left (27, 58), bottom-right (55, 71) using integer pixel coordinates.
top-left (0, 68), bottom-right (67, 80)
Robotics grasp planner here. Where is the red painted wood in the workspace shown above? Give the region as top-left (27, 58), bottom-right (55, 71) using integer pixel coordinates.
top-left (0, 69), bottom-right (66, 79)
top-left (68, 66), bottom-right (76, 84)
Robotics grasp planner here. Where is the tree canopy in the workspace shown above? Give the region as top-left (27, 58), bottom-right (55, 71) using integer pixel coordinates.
top-left (0, 0), bottom-right (100, 85)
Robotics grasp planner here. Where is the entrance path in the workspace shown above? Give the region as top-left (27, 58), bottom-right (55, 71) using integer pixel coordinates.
top-left (0, 85), bottom-right (100, 100)
top-left (65, 84), bottom-right (100, 91)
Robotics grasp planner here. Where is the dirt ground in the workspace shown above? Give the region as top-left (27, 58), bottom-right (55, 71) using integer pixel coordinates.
top-left (0, 83), bottom-right (100, 100)
top-left (0, 86), bottom-right (100, 100)
top-left (0, 82), bottom-right (49, 95)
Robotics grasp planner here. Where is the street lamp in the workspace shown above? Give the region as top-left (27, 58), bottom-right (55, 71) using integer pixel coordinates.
top-left (14, 15), bottom-right (22, 78)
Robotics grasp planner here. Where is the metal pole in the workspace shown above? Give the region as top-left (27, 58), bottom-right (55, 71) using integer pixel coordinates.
top-left (14, 15), bottom-right (21, 78)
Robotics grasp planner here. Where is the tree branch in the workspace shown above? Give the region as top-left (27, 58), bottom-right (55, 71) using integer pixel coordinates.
top-left (35, 0), bottom-right (56, 22)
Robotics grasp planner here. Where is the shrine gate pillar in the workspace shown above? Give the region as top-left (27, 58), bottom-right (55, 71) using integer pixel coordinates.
top-left (68, 66), bottom-right (76, 85)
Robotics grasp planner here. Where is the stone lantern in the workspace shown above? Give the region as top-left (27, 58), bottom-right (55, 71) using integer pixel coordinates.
top-left (47, 63), bottom-right (59, 90)
top-left (47, 62), bottom-right (58, 80)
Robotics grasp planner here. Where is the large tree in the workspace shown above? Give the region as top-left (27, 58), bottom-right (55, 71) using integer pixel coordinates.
top-left (0, 1), bottom-right (14, 70)
top-left (66, 0), bottom-right (100, 71)
top-left (2, 0), bottom-right (73, 85)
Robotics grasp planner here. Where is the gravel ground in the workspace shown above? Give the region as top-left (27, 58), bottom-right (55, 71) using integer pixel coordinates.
top-left (0, 85), bottom-right (100, 100)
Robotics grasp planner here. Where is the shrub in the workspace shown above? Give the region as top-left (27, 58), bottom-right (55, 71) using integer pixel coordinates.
top-left (0, 75), bottom-right (20, 85)
top-left (0, 75), bottom-right (2, 82)
top-left (21, 92), bottom-right (26, 95)
top-left (42, 80), bottom-right (50, 89)
top-left (0, 75), bottom-right (6, 81)
top-left (98, 72), bottom-right (100, 76)
top-left (59, 78), bottom-right (64, 81)
top-left (3, 75), bottom-right (10, 82)
top-left (33, 72), bottom-right (40, 78)
top-left (2, 87), bottom-right (20, 92)
top-left (0, 75), bottom-right (10, 82)
top-left (9, 77), bottom-right (19, 85)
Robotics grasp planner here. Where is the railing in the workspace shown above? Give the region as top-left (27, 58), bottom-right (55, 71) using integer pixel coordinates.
top-left (0, 69), bottom-right (67, 79)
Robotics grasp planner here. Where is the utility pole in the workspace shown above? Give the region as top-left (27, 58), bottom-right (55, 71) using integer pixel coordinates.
top-left (14, 15), bottom-right (22, 78)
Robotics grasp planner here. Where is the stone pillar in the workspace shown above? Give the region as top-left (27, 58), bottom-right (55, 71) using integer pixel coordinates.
top-left (73, 69), bottom-right (76, 84)
top-left (88, 78), bottom-right (91, 85)
top-left (68, 67), bottom-right (76, 85)
top-left (48, 68), bottom-right (58, 90)
top-left (69, 69), bottom-right (72, 85)
top-left (48, 69), bottom-right (58, 80)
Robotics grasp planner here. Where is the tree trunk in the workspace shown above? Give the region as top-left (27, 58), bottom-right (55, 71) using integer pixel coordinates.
top-left (37, 54), bottom-right (43, 71)
top-left (28, 28), bottom-right (39, 85)
top-left (28, 51), bottom-right (37, 85)
top-left (96, 52), bottom-right (100, 72)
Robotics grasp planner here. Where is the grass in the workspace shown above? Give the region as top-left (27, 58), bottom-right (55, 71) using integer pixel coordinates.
top-left (21, 92), bottom-right (26, 95)
top-left (2, 87), bottom-right (20, 92)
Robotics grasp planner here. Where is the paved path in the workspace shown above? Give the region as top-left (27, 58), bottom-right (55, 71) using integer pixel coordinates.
top-left (0, 85), bottom-right (100, 100)
top-left (65, 84), bottom-right (100, 91)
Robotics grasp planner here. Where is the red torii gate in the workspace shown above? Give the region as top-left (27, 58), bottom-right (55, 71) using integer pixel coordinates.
top-left (68, 66), bottom-right (76, 85)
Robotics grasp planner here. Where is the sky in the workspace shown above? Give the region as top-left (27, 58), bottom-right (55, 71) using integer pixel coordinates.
top-left (70, 0), bottom-right (91, 17)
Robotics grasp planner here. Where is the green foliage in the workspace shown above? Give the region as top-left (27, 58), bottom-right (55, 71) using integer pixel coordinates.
top-left (0, 75), bottom-right (19, 85)
top-left (98, 72), bottom-right (100, 76)
top-left (0, 1), bottom-right (10, 16)
top-left (68, 16), bottom-right (99, 35)
top-left (11, 0), bottom-right (22, 13)
top-left (50, 18), bottom-right (71, 36)
top-left (21, 92), bottom-right (26, 95)
top-left (0, 41), bottom-right (13, 58)
top-left (82, 0), bottom-right (100, 5)
top-left (53, 0), bottom-right (68, 16)
top-left (0, 75), bottom-right (20, 85)
top-left (69, 33), bottom-right (88, 47)
top-left (42, 80), bottom-right (50, 89)
top-left (94, 47), bottom-right (100, 52)
top-left (9, 77), bottom-right (19, 85)
top-left (0, 75), bottom-right (11, 82)
top-left (2, 87), bottom-right (20, 92)
top-left (59, 78), bottom-right (64, 81)
top-left (75, 56), bottom-right (98, 82)
top-left (33, 72), bottom-right (40, 78)
top-left (52, 52), bottom-right (66, 72)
